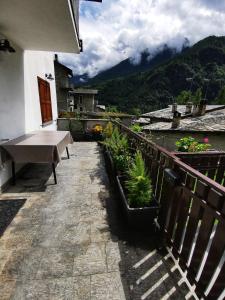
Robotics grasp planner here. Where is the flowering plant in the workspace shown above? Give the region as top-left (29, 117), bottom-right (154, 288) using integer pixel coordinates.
top-left (92, 124), bottom-right (103, 134)
top-left (175, 136), bottom-right (211, 152)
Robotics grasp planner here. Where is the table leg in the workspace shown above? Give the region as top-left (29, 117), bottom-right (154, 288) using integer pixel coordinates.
top-left (11, 161), bottom-right (16, 185)
top-left (66, 146), bottom-right (70, 159)
top-left (52, 163), bottom-right (57, 184)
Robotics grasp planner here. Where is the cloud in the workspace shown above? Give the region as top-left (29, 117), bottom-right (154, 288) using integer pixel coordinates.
top-left (58, 0), bottom-right (225, 78)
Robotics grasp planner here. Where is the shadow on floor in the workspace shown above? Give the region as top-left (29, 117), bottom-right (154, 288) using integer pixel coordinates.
top-left (98, 149), bottom-right (192, 300)
top-left (4, 164), bottom-right (54, 193)
top-left (0, 198), bottom-right (26, 236)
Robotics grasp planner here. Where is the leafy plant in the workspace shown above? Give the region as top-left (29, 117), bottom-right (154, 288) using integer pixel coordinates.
top-left (103, 121), bottom-right (113, 138)
top-left (113, 153), bottom-right (132, 172)
top-left (193, 88), bottom-right (202, 104)
top-left (125, 151), bottom-right (153, 207)
top-left (176, 90), bottom-right (192, 104)
top-left (103, 127), bottom-right (128, 154)
top-left (103, 127), bottom-right (131, 172)
top-left (176, 136), bottom-right (211, 152)
top-left (216, 86), bottom-right (225, 104)
top-left (130, 124), bottom-right (143, 133)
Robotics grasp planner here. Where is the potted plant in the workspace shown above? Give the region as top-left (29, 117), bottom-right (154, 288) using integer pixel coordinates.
top-left (91, 124), bottom-right (104, 141)
top-left (116, 151), bottom-right (159, 229)
top-left (175, 136), bottom-right (211, 152)
top-left (102, 126), bottom-right (131, 177)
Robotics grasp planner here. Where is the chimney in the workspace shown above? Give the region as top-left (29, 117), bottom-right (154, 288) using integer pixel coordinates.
top-left (171, 111), bottom-right (181, 129)
top-left (198, 100), bottom-right (207, 116)
top-left (172, 103), bottom-right (177, 113)
top-left (54, 54), bottom-right (58, 61)
top-left (192, 104), bottom-right (198, 116)
top-left (192, 100), bottom-right (207, 116)
top-left (185, 102), bottom-right (192, 114)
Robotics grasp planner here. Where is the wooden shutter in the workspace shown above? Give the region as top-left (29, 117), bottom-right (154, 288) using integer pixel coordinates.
top-left (38, 77), bottom-right (53, 124)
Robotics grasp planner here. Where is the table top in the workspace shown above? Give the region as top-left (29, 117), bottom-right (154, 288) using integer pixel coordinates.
top-left (2, 131), bottom-right (70, 146)
top-left (1, 131), bottom-right (73, 164)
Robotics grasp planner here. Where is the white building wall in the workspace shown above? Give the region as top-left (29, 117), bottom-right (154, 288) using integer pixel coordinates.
top-left (0, 44), bottom-right (25, 140)
top-left (0, 43), bottom-right (25, 189)
top-left (0, 50), bottom-right (58, 189)
top-left (24, 51), bottom-right (57, 132)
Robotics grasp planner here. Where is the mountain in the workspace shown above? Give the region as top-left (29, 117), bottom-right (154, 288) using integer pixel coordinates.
top-left (87, 36), bottom-right (225, 113)
top-left (72, 45), bottom-right (180, 85)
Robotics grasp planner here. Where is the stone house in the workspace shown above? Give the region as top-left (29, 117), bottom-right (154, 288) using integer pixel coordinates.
top-left (68, 88), bottom-right (99, 113)
top-left (54, 54), bottom-right (73, 112)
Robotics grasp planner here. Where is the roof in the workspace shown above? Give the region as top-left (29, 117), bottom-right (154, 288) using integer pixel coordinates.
top-left (134, 117), bottom-right (150, 124)
top-left (141, 105), bottom-right (225, 121)
top-left (143, 109), bottom-right (225, 132)
top-left (96, 105), bottom-right (106, 111)
top-left (54, 60), bottom-right (73, 75)
top-left (70, 89), bottom-right (98, 95)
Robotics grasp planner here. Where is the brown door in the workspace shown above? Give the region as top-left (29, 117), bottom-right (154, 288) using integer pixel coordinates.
top-left (38, 77), bottom-right (53, 124)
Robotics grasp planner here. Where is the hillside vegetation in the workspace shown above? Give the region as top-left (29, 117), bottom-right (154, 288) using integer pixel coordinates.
top-left (86, 36), bottom-right (225, 113)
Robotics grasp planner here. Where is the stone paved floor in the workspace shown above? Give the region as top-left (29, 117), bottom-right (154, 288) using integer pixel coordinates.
top-left (0, 142), bottom-right (191, 300)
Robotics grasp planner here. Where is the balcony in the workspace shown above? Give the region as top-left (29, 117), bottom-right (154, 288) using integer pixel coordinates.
top-left (0, 121), bottom-right (224, 299)
top-left (0, 0), bottom-right (80, 53)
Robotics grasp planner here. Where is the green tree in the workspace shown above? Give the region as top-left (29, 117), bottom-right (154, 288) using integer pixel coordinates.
top-left (193, 88), bottom-right (202, 104)
top-left (131, 107), bottom-right (141, 117)
top-left (106, 105), bottom-right (118, 113)
top-left (216, 86), bottom-right (225, 104)
top-left (176, 90), bottom-right (192, 104)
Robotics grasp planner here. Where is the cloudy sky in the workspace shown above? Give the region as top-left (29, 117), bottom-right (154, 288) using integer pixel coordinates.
top-left (59, 0), bottom-right (225, 78)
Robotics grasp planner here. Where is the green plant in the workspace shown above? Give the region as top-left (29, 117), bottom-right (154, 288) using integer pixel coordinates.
top-left (103, 121), bottom-right (113, 138)
top-left (176, 90), bottom-right (192, 104)
top-left (125, 151), bottom-right (153, 207)
top-left (130, 124), bottom-right (143, 133)
top-left (113, 153), bottom-right (132, 172)
top-left (193, 88), bottom-right (202, 104)
top-left (103, 127), bottom-right (131, 172)
top-left (216, 86), bottom-right (225, 104)
top-left (175, 136), bottom-right (211, 152)
top-left (103, 127), bottom-right (129, 154)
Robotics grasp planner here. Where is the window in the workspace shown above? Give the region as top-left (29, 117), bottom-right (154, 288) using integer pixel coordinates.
top-left (74, 104), bottom-right (78, 109)
top-left (80, 107), bottom-right (83, 112)
top-left (38, 77), bottom-right (53, 124)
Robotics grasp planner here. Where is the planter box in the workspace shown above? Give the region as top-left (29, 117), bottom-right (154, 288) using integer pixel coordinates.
top-left (104, 150), bottom-right (117, 181)
top-left (116, 175), bottom-right (159, 229)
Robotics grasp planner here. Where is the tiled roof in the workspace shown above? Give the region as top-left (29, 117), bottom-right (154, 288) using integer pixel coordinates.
top-left (141, 105), bottom-right (225, 120)
top-left (143, 109), bottom-right (225, 132)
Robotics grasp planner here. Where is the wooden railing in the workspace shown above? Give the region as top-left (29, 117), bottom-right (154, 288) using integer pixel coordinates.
top-left (173, 152), bottom-right (225, 186)
top-left (115, 121), bottom-right (225, 299)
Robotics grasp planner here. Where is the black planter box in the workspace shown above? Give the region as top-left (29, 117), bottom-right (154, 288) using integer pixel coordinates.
top-left (104, 150), bottom-right (117, 181)
top-left (116, 175), bottom-right (159, 229)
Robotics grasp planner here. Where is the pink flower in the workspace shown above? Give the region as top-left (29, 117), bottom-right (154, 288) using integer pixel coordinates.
top-left (203, 137), bottom-right (209, 143)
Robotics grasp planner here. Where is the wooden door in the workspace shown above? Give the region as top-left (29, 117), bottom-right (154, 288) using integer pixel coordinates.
top-left (38, 77), bottom-right (53, 124)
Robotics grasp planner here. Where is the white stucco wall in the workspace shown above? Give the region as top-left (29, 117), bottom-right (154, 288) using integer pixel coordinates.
top-left (0, 44), bottom-right (25, 140)
top-left (0, 43), bottom-right (25, 189)
top-left (24, 51), bottom-right (57, 132)
top-left (0, 49), bottom-right (58, 189)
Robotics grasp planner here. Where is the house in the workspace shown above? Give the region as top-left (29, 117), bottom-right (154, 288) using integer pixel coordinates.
top-left (0, 0), bottom-right (100, 190)
top-left (54, 54), bottom-right (74, 112)
top-left (96, 105), bottom-right (106, 112)
top-left (142, 104), bottom-right (225, 151)
top-left (67, 88), bottom-right (99, 112)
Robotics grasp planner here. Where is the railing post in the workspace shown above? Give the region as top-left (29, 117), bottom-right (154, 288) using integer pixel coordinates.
top-left (157, 168), bottom-right (180, 248)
